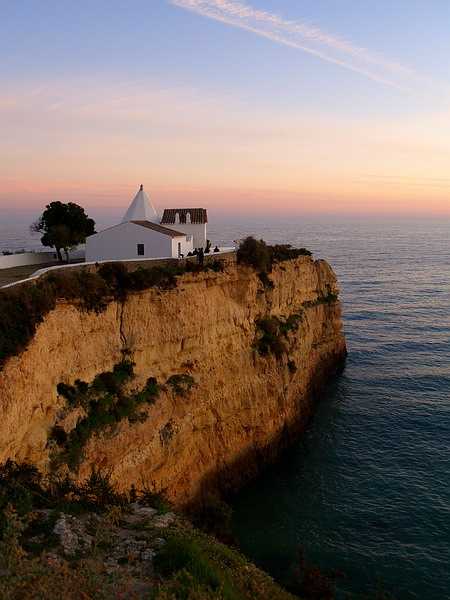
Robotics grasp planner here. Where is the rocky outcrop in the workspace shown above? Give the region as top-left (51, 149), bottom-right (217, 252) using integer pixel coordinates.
top-left (0, 257), bottom-right (346, 506)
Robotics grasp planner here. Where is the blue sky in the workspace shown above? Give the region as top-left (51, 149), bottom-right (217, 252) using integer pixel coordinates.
top-left (2, 1), bottom-right (450, 215)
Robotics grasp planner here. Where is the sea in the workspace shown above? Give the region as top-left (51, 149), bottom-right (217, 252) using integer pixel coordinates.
top-left (2, 214), bottom-right (450, 600)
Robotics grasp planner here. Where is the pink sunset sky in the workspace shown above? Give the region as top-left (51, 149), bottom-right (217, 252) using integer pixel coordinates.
top-left (2, 1), bottom-right (450, 218)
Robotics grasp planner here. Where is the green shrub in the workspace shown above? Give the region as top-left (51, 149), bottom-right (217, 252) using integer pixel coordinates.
top-left (258, 271), bottom-right (274, 289)
top-left (155, 534), bottom-right (220, 587)
top-left (48, 425), bottom-right (67, 446)
top-left (254, 312), bottom-right (303, 359)
top-left (78, 468), bottom-right (127, 510)
top-left (254, 317), bottom-right (286, 358)
top-left (0, 462), bottom-right (44, 533)
top-left (55, 361), bottom-right (160, 471)
top-left (128, 264), bottom-right (178, 292)
top-left (322, 292), bottom-right (338, 304)
top-left (270, 244), bottom-right (312, 262)
top-left (97, 262), bottom-right (130, 300)
top-left (237, 237), bottom-right (312, 277)
top-left (0, 461), bottom-right (129, 561)
top-left (302, 292), bottom-right (339, 308)
top-left (139, 484), bottom-right (171, 514)
top-left (154, 534), bottom-right (241, 600)
top-left (0, 281), bottom-right (56, 368)
top-left (209, 259), bottom-right (225, 273)
top-left (167, 374), bottom-right (196, 397)
top-left (0, 505), bottom-right (28, 569)
top-left (237, 237), bottom-right (272, 273)
top-left (279, 313), bottom-right (302, 336)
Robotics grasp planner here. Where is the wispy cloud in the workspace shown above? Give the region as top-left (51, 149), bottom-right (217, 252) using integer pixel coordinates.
top-left (171, 0), bottom-right (415, 89)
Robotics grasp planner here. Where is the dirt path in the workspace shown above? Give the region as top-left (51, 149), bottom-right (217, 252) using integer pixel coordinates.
top-left (0, 262), bottom-right (60, 287)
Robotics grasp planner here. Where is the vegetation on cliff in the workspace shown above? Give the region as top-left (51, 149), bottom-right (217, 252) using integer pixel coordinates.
top-left (237, 237), bottom-right (312, 273)
top-left (253, 290), bottom-right (340, 360)
top-left (51, 359), bottom-right (161, 471)
top-left (0, 462), bottom-right (299, 600)
top-left (236, 237), bottom-right (312, 290)
top-left (254, 313), bottom-right (303, 358)
top-left (0, 259), bottom-right (224, 369)
top-left (166, 374), bottom-right (196, 397)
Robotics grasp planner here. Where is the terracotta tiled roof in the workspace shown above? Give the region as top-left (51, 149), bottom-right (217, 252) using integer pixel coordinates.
top-left (160, 208), bottom-right (208, 225)
top-left (130, 221), bottom-right (186, 237)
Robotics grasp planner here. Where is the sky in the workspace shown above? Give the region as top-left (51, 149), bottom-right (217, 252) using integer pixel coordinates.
top-left (1, 0), bottom-right (450, 218)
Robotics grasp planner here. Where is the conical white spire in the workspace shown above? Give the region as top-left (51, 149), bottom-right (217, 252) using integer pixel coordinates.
top-left (122, 185), bottom-right (158, 223)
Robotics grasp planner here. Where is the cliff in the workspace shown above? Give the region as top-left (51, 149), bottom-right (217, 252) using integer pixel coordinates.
top-left (0, 256), bottom-right (346, 506)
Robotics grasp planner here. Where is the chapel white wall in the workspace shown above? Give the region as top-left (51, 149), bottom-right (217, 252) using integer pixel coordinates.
top-left (86, 223), bottom-right (175, 262)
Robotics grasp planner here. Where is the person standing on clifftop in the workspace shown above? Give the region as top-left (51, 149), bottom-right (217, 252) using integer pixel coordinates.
top-left (198, 247), bottom-right (204, 266)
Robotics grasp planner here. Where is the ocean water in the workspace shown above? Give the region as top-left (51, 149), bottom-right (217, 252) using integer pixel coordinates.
top-left (211, 216), bottom-right (450, 600)
top-left (2, 215), bottom-right (450, 599)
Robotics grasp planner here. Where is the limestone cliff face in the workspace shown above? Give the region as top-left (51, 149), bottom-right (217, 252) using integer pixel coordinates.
top-left (0, 257), bottom-right (346, 506)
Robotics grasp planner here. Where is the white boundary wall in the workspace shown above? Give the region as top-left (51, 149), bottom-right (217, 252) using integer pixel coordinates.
top-left (0, 252), bottom-right (57, 270)
top-left (1, 248), bottom-right (236, 290)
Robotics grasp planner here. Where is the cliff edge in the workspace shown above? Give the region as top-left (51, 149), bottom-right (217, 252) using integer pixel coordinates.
top-left (0, 255), bottom-right (346, 506)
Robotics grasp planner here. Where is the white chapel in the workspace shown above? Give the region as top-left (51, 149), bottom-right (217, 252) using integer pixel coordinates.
top-left (85, 186), bottom-right (208, 262)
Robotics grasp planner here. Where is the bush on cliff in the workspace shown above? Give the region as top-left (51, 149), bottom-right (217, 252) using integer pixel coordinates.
top-left (237, 237), bottom-right (312, 278)
top-left (254, 317), bottom-right (287, 358)
top-left (54, 360), bottom-right (160, 471)
top-left (154, 534), bottom-right (226, 593)
top-left (237, 237), bottom-right (272, 273)
top-left (0, 462), bottom-right (127, 542)
top-left (302, 292), bottom-right (339, 308)
top-left (258, 271), bottom-right (274, 289)
top-left (270, 244), bottom-right (312, 262)
top-left (254, 312), bottom-right (303, 359)
top-left (166, 374), bottom-right (196, 397)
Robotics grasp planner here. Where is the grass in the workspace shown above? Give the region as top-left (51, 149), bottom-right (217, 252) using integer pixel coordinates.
top-left (0, 554), bottom-right (138, 600)
top-left (154, 535), bottom-right (227, 592)
top-left (152, 527), bottom-right (297, 600)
